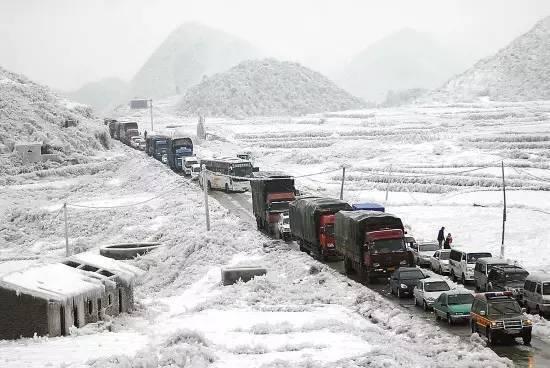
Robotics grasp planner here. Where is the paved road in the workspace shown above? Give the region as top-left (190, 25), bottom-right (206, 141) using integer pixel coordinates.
top-left (196, 182), bottom-right (550, 367)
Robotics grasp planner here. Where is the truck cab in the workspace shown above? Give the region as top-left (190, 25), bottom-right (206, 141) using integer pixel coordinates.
top-left (363, 229), bottom-right (411, 276)
top-left (318, 213), bottom-right (336, 252)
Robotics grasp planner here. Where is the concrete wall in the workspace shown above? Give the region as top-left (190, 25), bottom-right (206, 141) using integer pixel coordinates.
top-left (0, 288), bottom-right (49, 339)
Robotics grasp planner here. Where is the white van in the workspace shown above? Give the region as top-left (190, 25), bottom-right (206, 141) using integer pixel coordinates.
top-left (523, 273), bottom-right (550, 316)
top-left (190, 164), bottom-right (201, 180)
top-left (473, 257), bottom-right (509, 291)
top-left (449, 249), bottom-right (492, 284)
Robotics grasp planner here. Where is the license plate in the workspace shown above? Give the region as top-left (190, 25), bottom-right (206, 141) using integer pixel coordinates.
top-left (505, 329), bottom-right (521, 334)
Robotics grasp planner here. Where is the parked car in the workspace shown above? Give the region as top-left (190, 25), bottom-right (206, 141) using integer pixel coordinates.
top-left (190, 164), bottom-right (201, 180)
top-left (523, 273), bottom-right (550, 316)
top-left (449, 249), bottom-right (492, 284)
top-left (474, 257), bottom-right (510, 292)
top-left (390, 267), bottom-right (426, 298)
top-left (433, 290), bottom-right (474, 325)
top-left (486, 265), bottom-right (529, 303)
top-left (413, 278), bottom-right (452, 310)
top-left (277, 212), bottom-right (291, 241)
top-left (412, 241), bottom-right (440, 267)
top-left (430, 249), bottom-right (451, 274)
top-left (130, 136), bottom-right (144, 150)
top-left (470, 291), bottom-right (532, 345)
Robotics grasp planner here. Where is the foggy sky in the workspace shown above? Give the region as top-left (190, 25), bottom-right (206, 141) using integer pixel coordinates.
top-left (1, 0), bottom-right (549, 91)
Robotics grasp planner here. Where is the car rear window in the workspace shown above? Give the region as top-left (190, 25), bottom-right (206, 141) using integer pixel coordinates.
top-left (400, 270), bottom-right (424, 280)
top-left (467, 253), bottom-right (492, 264)
top-left (448, 294), bottom-right (473, 305)
top-left (420, 244), bottom-right (439, 252)
top-left (424, 281), bottom-right (450, 292)
top-left (439, 252), bottom-right (450, 260)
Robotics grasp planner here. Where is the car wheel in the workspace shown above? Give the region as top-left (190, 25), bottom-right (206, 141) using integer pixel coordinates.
top-left (439, 266), bottom-right (443, 275)
top-left (397, 288), bottom-right (402, 299)
top-left (447, 313), bottom-right (453, 326)
top-left (224, 183), bottom-right (230, 193)
top-left (207, 181), bottom-right (212, 191)
top-left (523, 332), bottom-right (532, 345)
top-left (451, 271), bottom-right (456, 282)
top-left (461, 273), bottom-right (466, 285)
top-left (470, 319), bottom-right (476, 333)
top-left (423, 301), bottom-right (429, 311)
top-left (435, 311), bottom-right (441, 321)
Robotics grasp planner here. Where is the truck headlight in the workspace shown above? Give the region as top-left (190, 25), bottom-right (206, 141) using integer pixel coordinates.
top-left (523, 319), bottom-right (532, 326)
top-left (400, 284), bottom-right (408, 289)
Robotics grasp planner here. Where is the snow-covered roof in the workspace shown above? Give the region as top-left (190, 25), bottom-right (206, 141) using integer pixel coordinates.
top-left (0, 263), bottom-right (105, 302)
top-left (69, 252), bottom-right (144, 285)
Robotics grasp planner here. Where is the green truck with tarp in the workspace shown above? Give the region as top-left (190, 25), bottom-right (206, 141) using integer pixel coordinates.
top-left (335, 210), bottom-right (413, 283)
top-left (251, 172), bottom-right (295, 236)
top-left (289, 197), bottom-right (351, 260)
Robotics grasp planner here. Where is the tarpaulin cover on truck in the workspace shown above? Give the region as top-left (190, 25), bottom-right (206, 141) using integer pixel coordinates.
top-left (250, 172), bottom-right (295, 219)
top-left (289, 197), bottom-right (351, 244)
top-left (335, 210), bottom-right (404, 259)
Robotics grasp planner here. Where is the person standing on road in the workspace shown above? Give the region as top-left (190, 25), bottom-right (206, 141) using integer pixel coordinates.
top-left (437, 227), bottom-right (445, 247)
top-left (444, 233), bottom-right (453, 249)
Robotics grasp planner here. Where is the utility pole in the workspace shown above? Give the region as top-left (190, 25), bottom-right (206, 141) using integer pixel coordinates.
top-left (501, 161), bottom-right (506, 258)
top-left (202, 165), bottom-right (211, 231)
top-left (385, 165), bottom-right (393, 203)
top-left (340, 166), bottom-right (346, 200)
top-left (149, 99), bottom-right (154, 132)
top-left (63, 203), bottom-right (70, 257)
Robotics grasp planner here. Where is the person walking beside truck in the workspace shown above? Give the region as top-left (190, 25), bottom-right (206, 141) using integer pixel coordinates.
top-left (444, 233), bottom-right (453, 249)
top-left (437, 227), bottom-right (445, 247)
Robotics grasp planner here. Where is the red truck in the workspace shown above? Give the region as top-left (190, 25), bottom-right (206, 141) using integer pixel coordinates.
top-left (289, 197), bottom-right (352, 260)
top-left (335, 210), bottom-right (413, 283)
top-left (250, 172), bottom-right (295, 236)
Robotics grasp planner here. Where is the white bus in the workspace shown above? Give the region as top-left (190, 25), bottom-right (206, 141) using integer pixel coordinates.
top-left (200, 157), bottom-right (253, 192)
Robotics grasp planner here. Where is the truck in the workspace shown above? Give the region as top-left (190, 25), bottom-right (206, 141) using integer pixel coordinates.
top-left (335, 210), bottom-right (413, 283)
top-left (118, 122), bottom-right (139, 144)
top-left (166, 137), bottom-right (193, 171)
top-left (250, 172), bottom-right (295, 236)
top-left (289, 197), bottom-right (352, 260)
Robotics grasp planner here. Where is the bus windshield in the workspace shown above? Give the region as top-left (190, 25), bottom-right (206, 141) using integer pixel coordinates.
top-left (231, 165), bottom-right (252, 178)
top-left (269, 201), bottom-right (289, 212)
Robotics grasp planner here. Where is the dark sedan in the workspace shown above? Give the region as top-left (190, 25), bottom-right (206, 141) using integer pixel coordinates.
top-left (390, 267), bottom-right (426, 298)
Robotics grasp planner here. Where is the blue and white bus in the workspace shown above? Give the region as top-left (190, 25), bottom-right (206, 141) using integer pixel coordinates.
top-left (200, 157), bottom-right (253, 192)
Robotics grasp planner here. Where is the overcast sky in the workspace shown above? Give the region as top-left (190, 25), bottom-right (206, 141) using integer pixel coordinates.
top-left (1, 0), bottom-right (549, 91)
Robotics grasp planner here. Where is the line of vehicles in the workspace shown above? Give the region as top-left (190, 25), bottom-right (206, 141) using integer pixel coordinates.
top-left (109, 122), bottom-right (548, 347)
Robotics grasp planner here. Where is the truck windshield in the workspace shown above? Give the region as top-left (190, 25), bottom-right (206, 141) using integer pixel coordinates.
top-left (424, 281), bottom-right (450, 292)
top-left (185, 160), bottom-right (198, 167)
top-left (467, 253), bottom-right (492, 264)
top-left (543, 283), bottom-right (550, 295)
top-left (448, 294), bottom-right (473, 305)
top-left (269, 201), bottom-right (289, 212)
top-left (371, 239), bottom-right (404, 253)
top-left (488, 300), bottom-right (521, 317)
top-left (324, 224), bottom-right (334, 236)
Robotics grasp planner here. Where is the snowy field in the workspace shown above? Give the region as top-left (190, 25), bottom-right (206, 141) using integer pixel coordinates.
top-left (2, 99), bottom-right (550, 367)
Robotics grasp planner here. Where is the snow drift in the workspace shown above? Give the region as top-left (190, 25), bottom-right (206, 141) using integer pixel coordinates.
top-left (430, 16), bottom-right (550, 102)
top-left (178, 58), bottom-right (365, 118)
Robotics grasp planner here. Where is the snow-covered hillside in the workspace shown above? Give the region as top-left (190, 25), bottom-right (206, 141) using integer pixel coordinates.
top-left (178, 59), bottom-right (365, 118)
top-left (0, 66), bottom-right (110, 174)
top-left (127, 22), bottom-right (260, 101)
top-left (430, 16), bottom-right (550, 102)
top-left (338, 29), bottom-right (464, 103)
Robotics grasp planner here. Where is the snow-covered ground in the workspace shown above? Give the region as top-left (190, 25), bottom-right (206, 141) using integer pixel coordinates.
top-left (3, 99), bottom-right (550, 367)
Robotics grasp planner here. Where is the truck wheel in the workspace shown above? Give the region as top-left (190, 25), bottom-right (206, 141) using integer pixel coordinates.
top-left (344, 258), bottom-right (353, 275)
top-left (298, 240), bottom-right (306, 252)
top-left (523, 332), bottom-right (532, 345)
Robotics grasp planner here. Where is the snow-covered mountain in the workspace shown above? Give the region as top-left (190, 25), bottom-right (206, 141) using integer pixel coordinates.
top-left (0, 66), bottom-right (110, 170)
top-left (65, 77), bottom-right (128, 113)
top-left (126, 22), bottom-right (260, 100)
top-left (430, 16), bottom-right (550, 102)
top-left (178, 58), bottom-right (365, 118)
top-left (337, 28), bottom-right (464, 103)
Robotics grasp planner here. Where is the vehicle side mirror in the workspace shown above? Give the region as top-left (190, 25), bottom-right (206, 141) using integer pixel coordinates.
top-left (480, 310), bottom-right (486, 316)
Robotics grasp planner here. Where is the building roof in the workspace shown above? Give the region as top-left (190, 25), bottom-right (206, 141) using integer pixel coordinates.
top-left (0, 263), bottom-right (105, 302)
top-left (69, 252), bottom-right (144, 285)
